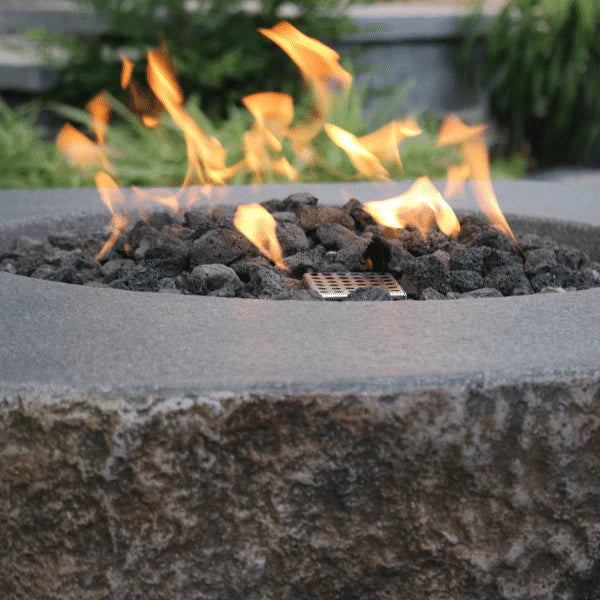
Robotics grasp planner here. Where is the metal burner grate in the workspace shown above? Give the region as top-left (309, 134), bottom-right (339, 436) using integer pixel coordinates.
top-left (303, 272), bottom-right (407, 300)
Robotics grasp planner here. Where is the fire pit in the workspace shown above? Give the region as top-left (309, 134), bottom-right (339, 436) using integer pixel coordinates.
top-left (1, 180), bottom-right (600, 599)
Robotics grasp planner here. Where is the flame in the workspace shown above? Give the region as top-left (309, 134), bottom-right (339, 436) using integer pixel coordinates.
top-left (324, 123), bottom-right (390, 180)
top-left (358, 118), bottom-right (421, 170)
top-left (233, 203), bottom-right (287, 269)
top-left (119, 54), bottom-right (134, 89)
top-left (364, 177), bottom-right (460, 237)
top-left (444, 163), bottom-right (471, 200)
top-left (94, 171), bottom-right (129, 260)
top-left (243, 92), bottom-right (295, 152)
top-left (87, 92), bottom-right (111, 146)
top-left (259, 21), bottom-right (352, 116)
top-left (438, 114), bottom-right (517, 244)
top-left (56, 123), bottom-right (105, 169)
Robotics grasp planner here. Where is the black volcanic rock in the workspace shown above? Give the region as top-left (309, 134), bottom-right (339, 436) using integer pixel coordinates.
top-left (401, 255), bottom-right (450, 297)
top-left (190, 229), bottom-right (257, 267)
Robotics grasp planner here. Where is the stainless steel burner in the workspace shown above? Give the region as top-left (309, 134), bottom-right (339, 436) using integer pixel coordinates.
top-left (303, 272), bottom-right (407, 300)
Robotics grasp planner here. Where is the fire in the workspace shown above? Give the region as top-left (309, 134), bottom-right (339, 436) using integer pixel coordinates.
top-left (94, 171), bottom-right (129, 260)
top-left (438, 114), bottom-right (517, 244)
top-left (233, 203), bottom-right (287, 269)
top-left (55, 21), bottom-right (518, 266)
top-left (364, 177), bottom-right (460, 238)
top-left (259, 21), bottom-right (352, 116)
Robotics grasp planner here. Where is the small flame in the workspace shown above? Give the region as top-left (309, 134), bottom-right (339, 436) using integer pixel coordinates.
top-left (119, 54), bottom-right (134, 90)
top-left (94, 171), bottom-right (129, 260)
top-left (233, 203), bottom-right (287, 269)
top-left (444, 163), bottom-right (471, 200)
top-left (363, 177), bottom-right (460, 237)
top-left (87, 92), bottom-right (111, 146)
top-left (324, 123), bottom-right (390, 180)
top-left (259, 21), bottom-right (352, 116)
top-left (56, 123), bottom-right (105, 169)
top-left (243, 92), bottom-right (295, 152)
top-left (438, 114), bottom-right (517, 244)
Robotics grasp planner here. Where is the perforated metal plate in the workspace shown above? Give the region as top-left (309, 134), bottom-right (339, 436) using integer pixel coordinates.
top-left (303, 272), bottom-right (407, 300)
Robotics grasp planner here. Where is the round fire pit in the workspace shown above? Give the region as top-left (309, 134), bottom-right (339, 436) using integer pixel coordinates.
top-left (1, 181), bottom-right (599, 600)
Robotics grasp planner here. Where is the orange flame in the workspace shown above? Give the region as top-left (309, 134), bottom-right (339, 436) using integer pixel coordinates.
top-left (363, 177), bottom-right (460, 237)
top-left (259, 21), bottom-right (352, 116)
top-left (56, 123), bottom-right (105, 169)
top-left (87, 92), bottom-right (111, 146)
top-left (444, 163), bottom-right (471, 200)
top-left (120, 54), bottom-right (134, 89)
top-left (94, 171), bottom-right (129, 260)
top-left (233, 203), bottom-right (287, 269)
top-left (438, 114), bottom-right (517, 244)
top-left (243, 92), bottom-right (295, 152)
top-left (324, 123), bottom-right (390, 180)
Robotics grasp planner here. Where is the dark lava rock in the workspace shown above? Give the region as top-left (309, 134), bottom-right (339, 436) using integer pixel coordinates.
top-left (473, 226), bottom-right (514, 252)
top-left (101, 258), bottom-right (136, 279)
top-left (449, 246), bottom-right (488, 272)
top-left (126, 221), bottom-right (161, 250)
top-left (261, 192), bottom-right (318, 213)
top-left (401, 255), bottom-right (450, 297)
top-left (335, 239), bottom-right (370, 271)
top-left (450, 270), bottom-right (485, 293)
top-left (48, 232), bottom-right (79, 251)
top-left (523, 248), bottom-right (558, 276)
top-left (245, 266), bottom-right (297, 300)
top-left (316, 223), bottom-right (361, 250)
top-left (342, 198), bottom-right (375, 230)
top-left (481, 248), bottom-right (522, 275)
top-left (296, 205), bottom-right (355, 231)
top-left (187, 264), bottom-right (242, 297)
top-left (229, 256), bottom-right (277, 282)
top-left (270, 211), bottom-right (296, 223)
top-left (555, 246), bottom-right (590, 271)
top-left (276, 221), bottom-right (310, 255)
top-left (183, 208), bottom-right (235, 237)
top-left (285, 252), bottom-right (318, 278)
top-left (30, 264), bottom-right (57, 279)
top-left (144, 238), bottom-right (189, 277)
top-left (346, 286), bottom-right (392, 301)
top-left (145, 211), bottom-right (176, 231)
top-left (48, 256), bottom-right (101, 285)
top-left (462, 287), bottom-right (504, 298)
top-left (110, 268), bottom-right (161, 292)
top-left (420, 287), bottom-right (445, 300)
top-left (484, 265), bottom-right (531, 296)
top-left (190, 229), bottom-right (257, 267)
top-left (364, 237), bottom-right (413, 276)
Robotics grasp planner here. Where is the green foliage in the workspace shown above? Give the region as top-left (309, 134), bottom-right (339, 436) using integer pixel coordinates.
top-left (465, 0), bottom-right (600, 165)
top-left (0, 100), bottom-right (91, 189)
top-left (40, 0), bottom-right (354, 118)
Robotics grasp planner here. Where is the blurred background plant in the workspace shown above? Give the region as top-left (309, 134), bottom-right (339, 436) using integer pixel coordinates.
top-left (464, 0), bottom-right (600, 167)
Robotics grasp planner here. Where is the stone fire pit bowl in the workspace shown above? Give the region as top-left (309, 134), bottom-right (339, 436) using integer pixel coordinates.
top-left (1, 181), bottom-right (600, 600)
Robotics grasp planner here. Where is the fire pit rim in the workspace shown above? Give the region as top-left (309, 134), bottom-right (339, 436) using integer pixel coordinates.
top-left (1, 180), bottom-right (599, 398)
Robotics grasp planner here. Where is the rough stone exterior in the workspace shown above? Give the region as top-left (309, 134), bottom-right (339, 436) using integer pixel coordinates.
top-left (2, 379), bottom-right (600, 599)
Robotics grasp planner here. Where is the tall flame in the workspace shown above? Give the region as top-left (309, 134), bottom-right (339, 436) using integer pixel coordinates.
top-left (56, 123), bottom-right (105, 169)
top-left (364, 177), bottom-right (460, 238)
top-left (233, 203), bottom-right (287, 269)
top-left (87, 92), bottom-right (111, 146)
top-left (94, 171), bottom-right (129, 260)
top-left (259, 21), bottom-right (352, 116)
top-left (438, 114), bottom-right (517, 244)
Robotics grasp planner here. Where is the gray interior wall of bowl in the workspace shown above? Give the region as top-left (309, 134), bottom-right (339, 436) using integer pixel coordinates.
top-left (0, 1), bottom-right (491, 118)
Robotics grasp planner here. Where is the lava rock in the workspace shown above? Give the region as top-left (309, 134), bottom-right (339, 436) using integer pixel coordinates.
top-left (296, 205), bottom-right (355, 231)
top-left (101, 258), bottom-right (136, 279)
top-left (523, 248), bottom-right (558, 276)
top-left (401, 255), bottom-right (450, 297)
top-left (188, 264), bottom-right (243, 297)
top-left (183, 208), bottom-right (235, 237)
top-left (449, 246), bottom-right (488, 272)
top-left (15, 236), bottom-right (45, 253)
top-left (316, 223), bottom-right (361, 250)
top-left (420, 287), bottom-right (445, 301)
top-left (335, 239), bottom-right (370, 271)
top-left (285, 252), bottom-right (319, 278)
top-left (461, 287), bottom-right (503, 298)
top-left (144, 238), bottom-right (190, 277)
top-left (481, 249), bottom-right (521, 275)
top-left (146, 211), bottom-right (176, 231)
top-left (342, 198), bottom-right (375, 230)
top-left (346, 286), bottom-right (392, 301)
top-left (110, 268), bottom-right (161, 292)
top-left (48, 256), bottom-right (101, 285)
top-left (229, 256), bottom-right (278, 282)
top-left (450, 270), bottom-right (485, 293)
top-left (270, 211), bottom-right (296, 223)
top-left (190, 229), bottom-right (257, 267)
top-left (127, 221), bottom-right (161, 251)
top-left (484, 265), bottom-right (531, 296)
top-left (473, 226), bottom-right (514, 252)
top-left (276, 221), bottom-right (310, 255)
top-left (261, 192), bottom-right (318, 213)
top-left (30, 264), bottom-right (57, 279)
top-left (555, 246), bottom-right (590, 271)
top-left (245, 266), bottom-right (297, 300)
top-left (364, 237), bottom-right (413, 276)
top-left (48, 232), bottom-right (79, 251)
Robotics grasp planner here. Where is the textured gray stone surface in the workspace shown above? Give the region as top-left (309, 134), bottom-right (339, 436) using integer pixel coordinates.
top-left (1, 181), bottom-right (600, 599)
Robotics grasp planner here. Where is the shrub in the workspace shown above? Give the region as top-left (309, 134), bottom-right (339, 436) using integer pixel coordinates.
top-left (39, 0), bottom-right (354, 118)
top-left (465, 0), bottom-right (600, 166)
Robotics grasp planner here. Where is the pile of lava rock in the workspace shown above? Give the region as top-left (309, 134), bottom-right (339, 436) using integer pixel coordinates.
top-left (2, 192), bottom-right (600, 301)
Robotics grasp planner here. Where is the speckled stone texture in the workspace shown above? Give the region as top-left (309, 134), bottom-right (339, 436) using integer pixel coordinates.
top-left (2, 381), bottom-right (600, 600)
